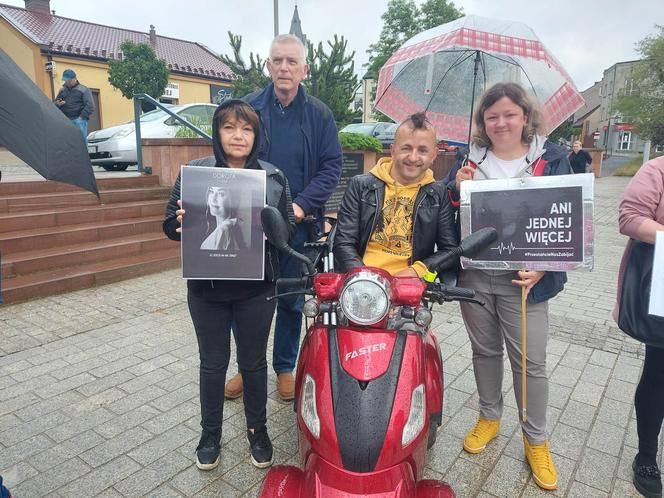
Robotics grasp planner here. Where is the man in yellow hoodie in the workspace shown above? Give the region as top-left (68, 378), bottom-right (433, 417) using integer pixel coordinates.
top-left (334, 112), bottom-right (458, 276)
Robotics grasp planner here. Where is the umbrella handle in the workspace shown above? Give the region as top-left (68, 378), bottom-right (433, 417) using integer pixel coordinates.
top-left (521, 285), bottom-right (527, 423)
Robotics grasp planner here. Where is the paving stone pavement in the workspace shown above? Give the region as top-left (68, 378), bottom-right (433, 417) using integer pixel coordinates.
top-left (1, 175), bottom-right (662, 497)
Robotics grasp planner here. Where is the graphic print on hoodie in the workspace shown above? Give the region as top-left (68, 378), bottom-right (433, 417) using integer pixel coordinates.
top-left (363, 157), bottom-right (435, 277)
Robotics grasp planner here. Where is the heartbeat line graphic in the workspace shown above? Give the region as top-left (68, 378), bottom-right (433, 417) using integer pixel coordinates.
top-left (491, 242), bottom-right (576, 255)
top-left (491, 242), bottom-right (523, 255)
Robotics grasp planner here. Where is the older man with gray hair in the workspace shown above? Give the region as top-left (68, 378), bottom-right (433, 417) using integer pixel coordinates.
top-left (224, 34), bottom-right (342, 402)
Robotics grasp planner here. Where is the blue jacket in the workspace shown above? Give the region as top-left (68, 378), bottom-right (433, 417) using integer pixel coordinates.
top-left (0, 475), bottom-right (11, 498)
top-left (444, 137), bottom-right (572, 304)
top-left (243, 84), bottom-right (342, 221)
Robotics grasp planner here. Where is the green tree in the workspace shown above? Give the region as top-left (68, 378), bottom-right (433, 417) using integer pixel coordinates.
top-left (365, 0), bottom-right (463, 78)
top-left (548, 121), bottom-right (581, 144)
top-left (419, 0), bottom-right (464, 30)
top-left (304, 35), bottom-right (360, 127)
top-left (107, 40), bottom-right (169, 107)
top-left (614, 25), bottom-right (664, 145)
top-left (218, 32), bottom-right (270, 98)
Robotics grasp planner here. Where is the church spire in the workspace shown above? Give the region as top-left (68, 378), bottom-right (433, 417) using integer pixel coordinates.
top-left (289, 3), bottom-right (307, 45)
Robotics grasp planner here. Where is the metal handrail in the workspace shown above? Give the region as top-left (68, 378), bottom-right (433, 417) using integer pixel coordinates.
top-left (133, 93), bottom-right (213, 173)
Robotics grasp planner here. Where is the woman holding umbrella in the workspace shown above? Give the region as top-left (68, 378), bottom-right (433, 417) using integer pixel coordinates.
top-left (445, 82), bottom-right (572, 491)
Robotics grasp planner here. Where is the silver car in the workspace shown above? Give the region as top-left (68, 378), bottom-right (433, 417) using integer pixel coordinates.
top-left (86, 103), bottom-right (217, 171)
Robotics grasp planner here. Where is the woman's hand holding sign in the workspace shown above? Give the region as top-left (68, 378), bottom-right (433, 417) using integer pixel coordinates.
top-left (455, 165), bottom-right (475, 191)
top-left (176, 199), bottom-right (185, 233)
top-left (512, 269), bottom-right (546, 296)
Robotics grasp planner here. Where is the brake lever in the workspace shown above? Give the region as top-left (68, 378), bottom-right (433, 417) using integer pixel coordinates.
top-left (424, 293), bottom-right (485, 307)
top-left (266, 288), bottom-right (314, 302)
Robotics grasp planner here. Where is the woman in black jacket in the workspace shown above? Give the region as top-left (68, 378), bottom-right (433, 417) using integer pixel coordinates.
top-left (163, 99), bottom-right (294, 471)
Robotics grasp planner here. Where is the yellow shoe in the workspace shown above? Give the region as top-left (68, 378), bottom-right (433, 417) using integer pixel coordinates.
top-left (463, 417), bottom-right (500, 454)
top-left (523, 437), bottom-right (558, 490)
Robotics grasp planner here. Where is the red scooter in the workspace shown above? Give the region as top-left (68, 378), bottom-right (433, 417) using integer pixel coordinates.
top-left (258, 207), bottom-right (497, 498)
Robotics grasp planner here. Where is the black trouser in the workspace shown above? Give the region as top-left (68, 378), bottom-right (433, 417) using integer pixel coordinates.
top-left (635, 344), bottom-right (664, 463)
top-left (187, 284), bottom-right (275, 434)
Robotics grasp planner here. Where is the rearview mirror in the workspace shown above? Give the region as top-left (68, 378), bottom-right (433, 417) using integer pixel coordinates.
top-left (261, 206), bottom-right (290, 249)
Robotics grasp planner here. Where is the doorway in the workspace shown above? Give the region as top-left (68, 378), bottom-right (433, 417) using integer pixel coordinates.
top-left (89, 89), bottom-right (101, 132)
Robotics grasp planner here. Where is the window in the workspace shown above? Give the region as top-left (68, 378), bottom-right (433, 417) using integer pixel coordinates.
top-left (619, 131), bottom-right (632, 150)
top-left (623, 79), bottom-right (635, 96)
top-left (179, 105), bottom-right (211, 123)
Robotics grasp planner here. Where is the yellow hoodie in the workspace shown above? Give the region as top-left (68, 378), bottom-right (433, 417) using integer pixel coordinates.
top-left (363, 157), bottom-right (435, 277)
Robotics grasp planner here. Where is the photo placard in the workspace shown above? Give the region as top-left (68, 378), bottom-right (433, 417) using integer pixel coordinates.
top-left (180, 166), bottom-right (266, 280)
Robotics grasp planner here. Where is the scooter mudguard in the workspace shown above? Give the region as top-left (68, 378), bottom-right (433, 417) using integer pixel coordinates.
top-left (257, 465), bottom-right (304, 498)
top-left (293, 453), bottom-right (454, 498)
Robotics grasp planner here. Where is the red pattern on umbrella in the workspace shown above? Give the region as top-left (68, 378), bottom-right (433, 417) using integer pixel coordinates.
top-left (375, 16), bottom-right (584, 142)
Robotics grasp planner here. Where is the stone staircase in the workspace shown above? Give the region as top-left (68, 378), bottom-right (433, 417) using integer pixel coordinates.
top-left (0, 175), bottom-right (180, 304)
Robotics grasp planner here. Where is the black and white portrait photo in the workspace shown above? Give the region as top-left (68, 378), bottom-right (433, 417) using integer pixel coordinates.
top-left (180, 165), bottom-right (266, 280)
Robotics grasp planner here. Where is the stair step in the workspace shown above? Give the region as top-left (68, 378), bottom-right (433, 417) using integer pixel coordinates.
top-left (0, 187), bottom-right (171, 212)
top-left (2, 233), bottom-right (176, 279)
top-left (0, 175), bottom-right (160, 196)
top-left (0, 200), bottom-right (168, 234)
top-left (2, 248), bottom-right (181, 304)
top-left (0, 216), bottom-right (165, 253)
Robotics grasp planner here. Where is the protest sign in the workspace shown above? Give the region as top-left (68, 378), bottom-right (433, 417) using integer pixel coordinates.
top-left (459, 173), bottom-right (594, 271)
top-left (649, 231), bottom-right (664, 317)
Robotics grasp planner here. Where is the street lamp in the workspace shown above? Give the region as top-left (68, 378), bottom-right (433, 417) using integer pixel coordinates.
top-left (604, 115), bottom-right (615, 158)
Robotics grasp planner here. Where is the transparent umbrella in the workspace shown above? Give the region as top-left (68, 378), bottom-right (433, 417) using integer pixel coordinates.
top-left (375, 15), bottom-right (585, 145)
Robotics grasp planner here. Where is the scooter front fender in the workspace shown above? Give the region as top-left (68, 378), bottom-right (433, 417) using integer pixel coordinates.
top-left (291, 453), bottom-right (454, 498)
top-left (258, 465), bottom-right (304, 498)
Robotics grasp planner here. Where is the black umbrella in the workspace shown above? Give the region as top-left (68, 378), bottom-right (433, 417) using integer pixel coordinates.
top-left (0, 49), bottom-right (99, 196)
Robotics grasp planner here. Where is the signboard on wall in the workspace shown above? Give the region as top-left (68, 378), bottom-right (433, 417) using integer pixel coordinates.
top-left (325, 153), bottom-right (364, 214)
top-left (162, 82), bottom-right (179, 99)
top-left (210, 85), bottom-right (233, 105)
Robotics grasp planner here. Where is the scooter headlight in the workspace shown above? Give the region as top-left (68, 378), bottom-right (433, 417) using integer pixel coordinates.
top-left (300, 374), bottom-right (320, 439)
top-left (339, 271), bottom-right (390, 326)
top-left (402, 384), bottom-right (425, 447)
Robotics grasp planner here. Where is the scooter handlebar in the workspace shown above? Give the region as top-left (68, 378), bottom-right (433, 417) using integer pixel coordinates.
top-left (276, 276), bottom-right (310, 291)
top-left (441, 286), bottom-right (475, 300)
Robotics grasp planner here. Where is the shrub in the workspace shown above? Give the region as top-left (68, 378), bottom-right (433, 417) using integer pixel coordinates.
top-left (174, 116), bottom-right (212, 138)
top-left (339, 132), bottom-right (383, 152)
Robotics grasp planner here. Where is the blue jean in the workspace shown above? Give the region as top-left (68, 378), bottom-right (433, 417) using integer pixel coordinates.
top-left (71, 117), bottom-right (88, 144)
top-left (272, 223), bottom-right (309, 373)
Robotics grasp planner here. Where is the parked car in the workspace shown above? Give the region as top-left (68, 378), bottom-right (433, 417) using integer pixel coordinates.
top-left (374, 123), bottom-right (399, 146)
top-left (87, 103), bottom-right (217, 171)
top-left (340, 122), bottom-right (394, 138)
top-left (437, 140), bottom-right (460, 152)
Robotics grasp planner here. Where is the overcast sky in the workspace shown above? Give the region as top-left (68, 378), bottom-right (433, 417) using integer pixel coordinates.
top-left (3, 0), bottom-right (660, 90)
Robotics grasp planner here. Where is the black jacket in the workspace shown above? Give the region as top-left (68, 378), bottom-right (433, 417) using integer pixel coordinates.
top-left (568, 149), bottom-right (593, 174)
top-left (163, 100), bottom-right (295, 284)
top-left (55, 82), bottom-right (95, 120)
top-left (333, 173), bottom-right (459, 272)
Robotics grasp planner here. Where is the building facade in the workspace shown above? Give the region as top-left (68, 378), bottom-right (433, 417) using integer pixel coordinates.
top-left (571, 81), bottom-right (601, 147)
top-left (0, 0), bottom-right (234, 131)
top-left (597, 60), bottom-right (645, 155)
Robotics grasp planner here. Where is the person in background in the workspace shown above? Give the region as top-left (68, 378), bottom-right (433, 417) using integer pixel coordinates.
top-left (163, 99), bottom-right (295, 471)
top-left (224, 34), bottom-right (342, 402)
top-left (445, 82), bottom-right (572, 491)
top-left (614, 156), bottom-right (664, 498)
top-left (54, 69), bottom-right (95, 144)
top-left (568, 140), bottom-right (593, 174)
